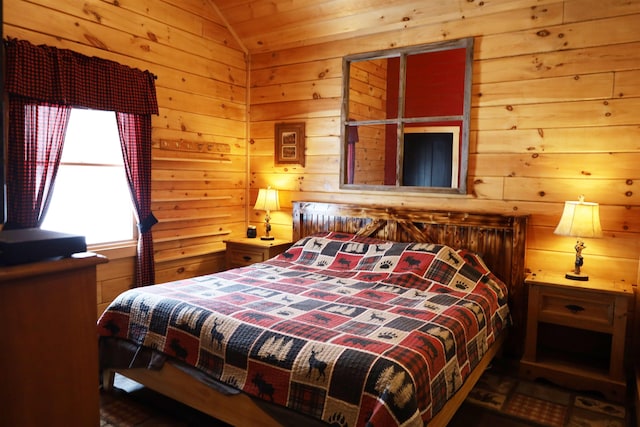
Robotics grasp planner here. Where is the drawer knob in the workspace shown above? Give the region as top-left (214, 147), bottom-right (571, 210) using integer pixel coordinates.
top-left (243, 255), bottom-right (252, 261)
top-left (565, 304), bottom-right (584, 314)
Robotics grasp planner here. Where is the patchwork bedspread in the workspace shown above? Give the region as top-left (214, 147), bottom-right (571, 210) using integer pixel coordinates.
top-left (98, 232), bottom-right (510, 427)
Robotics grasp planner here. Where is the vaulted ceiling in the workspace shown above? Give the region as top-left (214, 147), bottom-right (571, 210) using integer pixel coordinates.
top-left (210, 0), bottom-right (496, 54)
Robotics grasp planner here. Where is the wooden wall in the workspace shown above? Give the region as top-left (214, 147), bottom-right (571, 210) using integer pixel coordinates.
top-left (3, 1), bottom-right (639, 336)
top-left (249, 0), bottom-right (640, 290)
top-left (3, 0), bottom-right (248, 315)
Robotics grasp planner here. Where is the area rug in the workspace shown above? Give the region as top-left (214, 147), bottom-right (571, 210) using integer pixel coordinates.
top-left (465, 367), bottom-right (628, 427)
top-left (100, 374), bottom-right (230, 427)
top-left (100, 389), bottom-right (177, 427)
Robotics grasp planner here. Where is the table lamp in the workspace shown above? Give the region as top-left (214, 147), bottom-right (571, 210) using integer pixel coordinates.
top-left (553, 195), bottom-right (603, 281)
top-left (253, 187), bottom-right (280, 240)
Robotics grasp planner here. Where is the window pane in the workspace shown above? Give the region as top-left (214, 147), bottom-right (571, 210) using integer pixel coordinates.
top-left (62, 109), bottom-right (122, 165)
top-left (41, 108), bottom-right (134, 245)
top-left (405, 48), bottom-right (466, 118)
top-left (349, 58), bottom-right (397, 120)
top-left (403, 124), bottom-right (461, 188)
top-left (42, 165), bottom-right (133, 244)
top-left (385, 56), bottom-right (400, 120)
top-left (346, 123), bottom-right (392, 186)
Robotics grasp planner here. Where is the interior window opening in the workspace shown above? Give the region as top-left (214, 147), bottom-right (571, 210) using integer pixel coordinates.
top-left (41, 108), bottom-right (136, 246)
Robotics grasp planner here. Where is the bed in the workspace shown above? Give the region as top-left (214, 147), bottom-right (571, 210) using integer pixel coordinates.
top-left (99, 201), bottom-right (528, 426)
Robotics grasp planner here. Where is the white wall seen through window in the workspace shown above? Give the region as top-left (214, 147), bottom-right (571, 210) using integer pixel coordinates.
top-left (41, 108), bottom-right (135, 245)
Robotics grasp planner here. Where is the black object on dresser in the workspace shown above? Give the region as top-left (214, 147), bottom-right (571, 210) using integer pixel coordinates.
top-left (0, 228), bottom-right (86, 265)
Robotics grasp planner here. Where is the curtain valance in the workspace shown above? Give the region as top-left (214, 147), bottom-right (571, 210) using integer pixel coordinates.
top-left (4, 38), bottom-right (158, 115)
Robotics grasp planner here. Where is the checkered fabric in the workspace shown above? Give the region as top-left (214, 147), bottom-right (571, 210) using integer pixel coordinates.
top-left (99, 232), bottom-right (511, 427)
top-left (4, 38), bottom-right (158, 115)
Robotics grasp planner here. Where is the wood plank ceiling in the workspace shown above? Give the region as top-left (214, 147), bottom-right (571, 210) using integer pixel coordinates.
top-left (210, 0), bottom-right (499, 54)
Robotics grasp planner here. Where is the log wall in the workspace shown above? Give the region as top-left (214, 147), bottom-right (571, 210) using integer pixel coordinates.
top-left (3, 0), bottom-right (248, 315)
top-left (3, 1), bottom-right (639, 356)
top-left (249, 0), bottom-right (640, 292)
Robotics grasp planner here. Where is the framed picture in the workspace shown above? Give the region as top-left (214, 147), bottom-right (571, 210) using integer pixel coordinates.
top-left (275, 122), bottom-right (305, 166)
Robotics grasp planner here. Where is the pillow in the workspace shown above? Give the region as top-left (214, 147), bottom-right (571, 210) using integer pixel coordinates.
top-left (284, 232), bottom-right (400, 268)
top-left (284, 233), bottom-right (507, 297)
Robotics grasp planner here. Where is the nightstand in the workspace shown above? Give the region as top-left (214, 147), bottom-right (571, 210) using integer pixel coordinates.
top-left (520, 270), bottom-right (633, 402)
top-left (225, 237), bottom-right (292, 269)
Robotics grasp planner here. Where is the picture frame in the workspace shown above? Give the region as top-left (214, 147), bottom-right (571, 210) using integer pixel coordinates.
top-left (274, 122), bottom-right (305, 166)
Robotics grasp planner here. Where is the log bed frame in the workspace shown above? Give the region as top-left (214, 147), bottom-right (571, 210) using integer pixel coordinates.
top-left (103, 201), bottom-right (528, 427)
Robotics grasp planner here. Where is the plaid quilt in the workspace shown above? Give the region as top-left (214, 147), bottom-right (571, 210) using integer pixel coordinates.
top-left (98, 232), bottom-right (510, 427)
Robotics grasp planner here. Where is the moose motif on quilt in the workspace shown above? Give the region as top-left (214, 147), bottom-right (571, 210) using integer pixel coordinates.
top-left (98, 232), bottom-right (510, 427)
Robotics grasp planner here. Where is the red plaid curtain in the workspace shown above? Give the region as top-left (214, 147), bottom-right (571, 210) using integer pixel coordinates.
top-left (116, 112), bottom-right (157, 286)
top-left (5, 100), bottom-right (71, 228)
top-left (4, 38), bottom-right (158, 286)
top-left (4, 38), bottom-right (158, 115)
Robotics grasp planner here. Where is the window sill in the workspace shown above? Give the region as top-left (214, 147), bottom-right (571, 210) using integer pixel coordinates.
top-left (89, 241), bottom-right (137, 261)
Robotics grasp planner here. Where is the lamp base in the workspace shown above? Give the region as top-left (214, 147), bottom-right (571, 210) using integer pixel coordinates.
top-left (565, 271), bottom-right (589, 281)
top-left (260, 236), bottom-right (275, 241)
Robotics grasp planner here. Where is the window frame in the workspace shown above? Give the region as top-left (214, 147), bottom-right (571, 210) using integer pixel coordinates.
top-left (340, 37), bottom-right (474, 194)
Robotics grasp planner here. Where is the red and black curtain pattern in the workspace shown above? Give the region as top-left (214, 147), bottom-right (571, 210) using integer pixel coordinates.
top-left (4, 38), bottom-right (159, 286)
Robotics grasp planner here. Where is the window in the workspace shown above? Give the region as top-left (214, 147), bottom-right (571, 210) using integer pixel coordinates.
top-left (341, 37), bottom-right (473, 194)
top-left (41, 108), bottom-right (135, 245)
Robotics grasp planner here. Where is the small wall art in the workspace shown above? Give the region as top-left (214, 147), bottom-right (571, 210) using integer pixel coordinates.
top-left (274, 122), bottom-right (305, 166)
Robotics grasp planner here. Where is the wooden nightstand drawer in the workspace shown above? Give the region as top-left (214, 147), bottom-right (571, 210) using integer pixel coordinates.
top-left (228, 247), bottom-right (267, 266)
top-left (538, 288), bottom-right (614, 331)
top-left (225, 238), bottom-right (292, 269)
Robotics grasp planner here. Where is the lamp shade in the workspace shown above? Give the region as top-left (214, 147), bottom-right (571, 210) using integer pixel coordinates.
top-left (554, 196), bottom-right (603, 238)
top-left (254, 187), bottom-right (280, 212)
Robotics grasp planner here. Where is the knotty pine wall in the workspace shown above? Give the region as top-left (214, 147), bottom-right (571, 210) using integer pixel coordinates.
top-left (247, 0), bottom-right (640, 360)
top-left (250, 1), bottom-right (640, 287)
top-left (3, 1), bottom-right (640, 359)
top-left (3, 0), bottom-right (249, 316)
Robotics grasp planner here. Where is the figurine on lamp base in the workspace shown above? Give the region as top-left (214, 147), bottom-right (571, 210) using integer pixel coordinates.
top-left (565, 239), bottom-right (589, 281)
top-left (261, 213), bottom-right (274, 241)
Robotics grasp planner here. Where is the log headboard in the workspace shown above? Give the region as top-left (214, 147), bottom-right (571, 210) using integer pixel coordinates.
top-left (292, 201), bottom-right (528, 355)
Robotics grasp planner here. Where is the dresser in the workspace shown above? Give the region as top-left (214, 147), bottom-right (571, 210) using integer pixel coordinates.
top-left (520, 270), bottom-right (633, 402)
top-left (225, 237), bottom-right (291, 269)
top-left (0, 253), bottom-right (108, 427)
